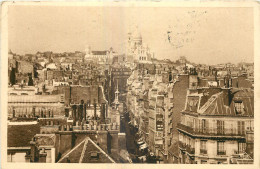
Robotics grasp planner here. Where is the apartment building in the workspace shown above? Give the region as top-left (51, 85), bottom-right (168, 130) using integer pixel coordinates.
top-left (177, 85), bottom-right (254, 164)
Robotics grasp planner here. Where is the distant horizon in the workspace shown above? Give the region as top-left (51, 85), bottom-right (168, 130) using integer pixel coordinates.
top-left (9, 49), bottom-right (254, 66)
top-left (8, 6), bottom-right (254, 65)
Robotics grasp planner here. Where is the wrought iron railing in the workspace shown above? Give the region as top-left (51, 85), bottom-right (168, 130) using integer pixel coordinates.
top-left (200, 149), bottom-right (207, 155)
top-left (217, 151), bottom-right (226, 155)
top-left (177, 123), bottom-right (246, 137)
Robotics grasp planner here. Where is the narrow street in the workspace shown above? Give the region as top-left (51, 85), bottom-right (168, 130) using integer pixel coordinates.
top-left (123, 112), bottom-right (138, 158)
top-left (121, 111), bottom-right (157, 163)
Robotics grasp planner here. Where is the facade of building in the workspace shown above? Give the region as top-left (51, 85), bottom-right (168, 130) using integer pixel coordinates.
top-left (8, 94), bottom-right (65, 118)
top-left (84, 46), bottom-right (114, 64)
top-left (177, 83), bottom-right (254, 164)
top-left (126, 63), bottom-right (190, 163)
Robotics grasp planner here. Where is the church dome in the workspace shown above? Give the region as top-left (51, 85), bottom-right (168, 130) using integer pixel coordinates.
top-left (85, 45), bottom-right (91, 54)
top-left (131, 27), bottom-right (142, 41)
top-left (133, 31), bottom-right (142, 40)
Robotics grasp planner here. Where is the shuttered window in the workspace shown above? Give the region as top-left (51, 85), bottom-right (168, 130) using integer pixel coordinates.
top-left (217, 120), bottom-right (225, 135)
top-left (238, 121), bottom-right (245, 135)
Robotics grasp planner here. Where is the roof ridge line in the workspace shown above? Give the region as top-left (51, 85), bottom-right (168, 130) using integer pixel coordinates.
top-left (198, 92), bottom-right (221, 114)
top-left (79, 137), bottom-right (89, 163)
top-left (57, 137), bottom-right (87, 163)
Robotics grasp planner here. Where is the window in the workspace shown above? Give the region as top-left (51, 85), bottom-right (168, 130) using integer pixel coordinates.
top-left (238, 121), bottom-right (245, 135)
top-left (234, 101), bottom-right (244, 114)
top-left (246, 133), bottom-right (254, 143)
top-left (238, 142), bottom-right (246, 154)
top-left (200, 140), bottom-right (207, 154)
top-left (201, 119), bottom-right (208, 133)
top-left (217, 141), bottom-right (226, 155)
top-left (201, 160), bottom-right (207, 164)
top-left (248, 120), bottom-right (254, 131)
top-left (217, 120), bottom-right (225, 135)
top-left (90, 152), bottom-right (99, 160)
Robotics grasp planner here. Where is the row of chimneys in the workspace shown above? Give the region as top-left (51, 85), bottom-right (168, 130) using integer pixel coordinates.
top-left (58, 122), bottom-right (119, 131)
top-left (69, 102), bottom-right (107, 126)
top-left (12, 108), bottom-right (53, 118)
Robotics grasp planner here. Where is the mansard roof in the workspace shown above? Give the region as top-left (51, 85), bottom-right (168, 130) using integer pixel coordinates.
top-left (199, 89), bottom-right (254, 117)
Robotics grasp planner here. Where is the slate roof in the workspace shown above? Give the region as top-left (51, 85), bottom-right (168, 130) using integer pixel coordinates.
top-left (57, 137), bottom-right (116, 163)
top-left (199, 89), bottom-right (254, 117)
top-left (8, 123), bottom-right (40, 147)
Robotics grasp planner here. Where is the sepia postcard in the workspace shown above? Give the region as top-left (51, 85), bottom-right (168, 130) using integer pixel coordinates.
top-left (1, 1), bottom-right (260, 169)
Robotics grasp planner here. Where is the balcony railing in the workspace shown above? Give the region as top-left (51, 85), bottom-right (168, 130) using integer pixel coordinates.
top-left (178, 142), bottom-right (195, 155)
top-left (177, 123), bottom-right (246, 137)
top-left (186, 145), bottom-right (195, 155)
top-left (178, 141), bottom-right (186, 149)
top-left (217, 151), bottom-right (226, 156)
top-left (200, 149), bottom-right (207, 155)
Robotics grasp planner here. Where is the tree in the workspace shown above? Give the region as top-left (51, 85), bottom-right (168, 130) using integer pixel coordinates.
top-left (28, 73), bottom-right (34, 86)
top-left (33, 65), bottom-right (38, 78)
top-left (10, 67), bottom-right (16, 86)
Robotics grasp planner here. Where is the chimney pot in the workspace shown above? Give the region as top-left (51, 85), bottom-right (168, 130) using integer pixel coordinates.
top-left (223, 88), bottom-right (232, 106)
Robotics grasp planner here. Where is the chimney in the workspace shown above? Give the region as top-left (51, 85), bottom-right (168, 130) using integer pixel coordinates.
top-left (41, 110), bottom-right (44, 118)
top-left (12, 109), bottom-right (16, 118)
top-left (83, 103), bottom-right (87, 120)
top-left (72, 105), bottom-right (77, 126)
top-left (69, 86), bottom-right (72, 104)
top-left (30, 138), bottom-right (37, 162)
top-left (80, 100), bottom-right (84, 121)
top-left (32, 107), bottom-right (35, 117)
top-left (94, 100), bottom-right (97, 120)
top-left (214, 70), bottom-right (219, 86)
top-left (100, 103), bottom-right (106, 124)
top-left (223, 88), bottom-right (232, 106)
top-left (77, 105), bottom-right (80, 121)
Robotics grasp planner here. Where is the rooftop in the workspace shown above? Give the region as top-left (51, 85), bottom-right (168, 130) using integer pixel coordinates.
top-left (199, 89), bottom-right (254, 116)
top-left (8, 95), bottom-right (61, 103)
top-left (57, 137), bottom-right (116, 163)
top-left (8, 123), bottom-right (40, 147)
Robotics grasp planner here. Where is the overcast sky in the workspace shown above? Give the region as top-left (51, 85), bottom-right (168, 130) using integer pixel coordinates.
top-left (8, 6), bottom-right (254, 64)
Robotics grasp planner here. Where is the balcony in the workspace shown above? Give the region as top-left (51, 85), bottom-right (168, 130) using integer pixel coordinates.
top-left (217, 151), bottom-right (226, 156)
top-left (200, 149), bottom-right (207, 155)
top-left (186, 145), bottom-right (195, 155)
top-left (168, 111), bottom-right (173, 117)
top-left (177, 123), bottom-right (246, 138)
top-left (178, 141), bottom-right (186, 150)
top-left (169, 103), bottom-right (174, 109)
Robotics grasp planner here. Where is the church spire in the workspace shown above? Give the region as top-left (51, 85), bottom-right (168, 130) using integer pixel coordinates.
top-left (114, 79), bottom-right (120, 108)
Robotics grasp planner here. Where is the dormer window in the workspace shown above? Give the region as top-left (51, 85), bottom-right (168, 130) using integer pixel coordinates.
top-left (90, 152), bottom-right (99, 160)
top-left (234, 100), bottom-right (244, 114)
